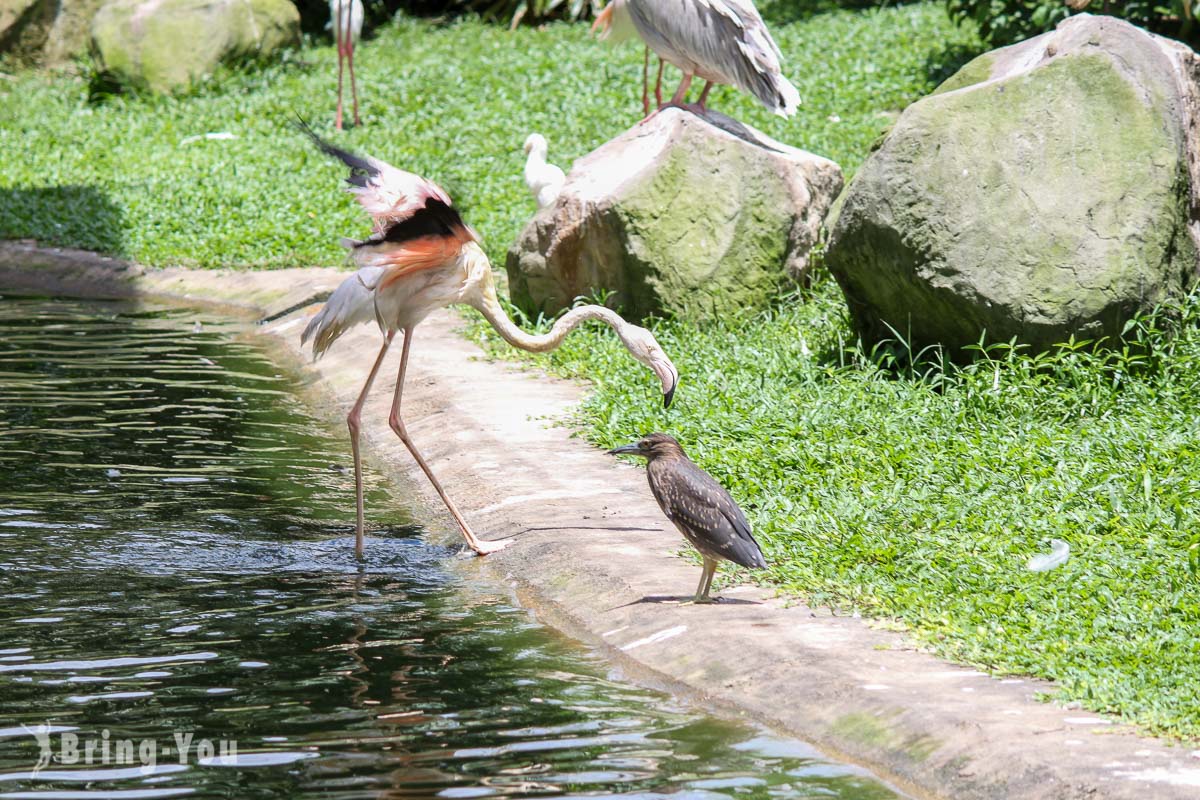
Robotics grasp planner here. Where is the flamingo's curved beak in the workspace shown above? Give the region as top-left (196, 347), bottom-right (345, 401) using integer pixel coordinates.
top-left (650, 357), bottom-right (678, 409)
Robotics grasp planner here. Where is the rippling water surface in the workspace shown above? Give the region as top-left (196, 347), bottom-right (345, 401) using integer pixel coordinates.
top-left (0, 296), bottom-right (902, 800)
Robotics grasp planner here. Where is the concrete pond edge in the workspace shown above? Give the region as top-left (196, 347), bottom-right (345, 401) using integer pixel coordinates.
top-left (4, 240), bottom-right (1199, 800)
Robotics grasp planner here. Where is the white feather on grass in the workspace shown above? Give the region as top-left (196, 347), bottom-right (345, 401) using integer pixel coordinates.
top-left (1026, 539), bottom-right (1070, 572)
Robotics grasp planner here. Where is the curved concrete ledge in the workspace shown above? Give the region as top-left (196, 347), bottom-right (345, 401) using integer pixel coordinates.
top-left (4, 244), bottom-right (1198, 800)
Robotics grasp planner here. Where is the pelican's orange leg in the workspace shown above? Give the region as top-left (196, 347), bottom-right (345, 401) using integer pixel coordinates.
top-left (334, 19), bottom-right (345, 130)
top-left (669, 72), bottom-right (693, 106)
top-left (641, 47), bottom-right (651, 116)
top-left (655, 58), bottom-right (665, 107)
top-left (344, 2), bottom-right (361, 127)
top-left (696, 80), bottom-right (714, 114)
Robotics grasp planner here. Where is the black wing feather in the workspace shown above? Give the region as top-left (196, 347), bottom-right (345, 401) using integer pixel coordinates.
top-left (361, 198), bottom-right (467, 248)
top-left (294, 116), bottom-right (378, 188)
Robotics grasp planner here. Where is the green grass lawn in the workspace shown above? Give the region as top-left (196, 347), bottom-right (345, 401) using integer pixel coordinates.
top-left (4, 1), bottom-right (1200, 741)
top-left (0, 1), bottom-right (975, 268)
top-left (489, 283), bottom-right (1200, 740)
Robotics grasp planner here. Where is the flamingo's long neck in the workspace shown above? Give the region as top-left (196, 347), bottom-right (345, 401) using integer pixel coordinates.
top-left (460, 246), bottom-right (628, 353)
top-left (478, 296), bottom-right (627, 354)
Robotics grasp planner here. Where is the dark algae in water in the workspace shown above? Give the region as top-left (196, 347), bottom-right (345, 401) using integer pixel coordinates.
top-left (0, 296), bottom-right (904, 800)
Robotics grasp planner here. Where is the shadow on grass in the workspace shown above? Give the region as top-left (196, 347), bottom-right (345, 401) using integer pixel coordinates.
top-left (924, 40), bottom-right (988, 89)
top-left (0, 184), bottom-right (127, 257)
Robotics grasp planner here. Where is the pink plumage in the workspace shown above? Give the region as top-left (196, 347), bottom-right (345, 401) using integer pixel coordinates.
top-left (348, 157), bottom-right (454, 231)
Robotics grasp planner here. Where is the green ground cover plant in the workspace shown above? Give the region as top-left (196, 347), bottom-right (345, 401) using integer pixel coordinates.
top-left (479, 279), bottom-right (1200, 740)
top-left (5, 0), bottom-right (1197, 741)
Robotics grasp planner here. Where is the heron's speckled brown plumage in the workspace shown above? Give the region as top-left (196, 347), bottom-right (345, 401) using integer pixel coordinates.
top-left (614, 433), bottom-right (766, 590)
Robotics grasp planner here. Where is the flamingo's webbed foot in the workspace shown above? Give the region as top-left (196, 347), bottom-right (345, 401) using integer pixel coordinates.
top-left (469, 538), bottom-right (512, 556)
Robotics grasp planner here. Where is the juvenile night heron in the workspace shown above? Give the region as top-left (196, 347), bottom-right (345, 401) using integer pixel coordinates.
top-left (609, 433), bottom-right (766, 603)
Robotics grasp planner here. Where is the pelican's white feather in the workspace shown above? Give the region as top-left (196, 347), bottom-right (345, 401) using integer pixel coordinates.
top-left (617, 0), bottom-right (800, 116)
top-left (328, 0), bottom-right (364, 43)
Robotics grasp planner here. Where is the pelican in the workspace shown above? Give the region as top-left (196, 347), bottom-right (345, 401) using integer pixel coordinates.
top-left (522, 134), bottom-right (566, 210)
top-left (593, 0), bottom-right (800, 117)
top-left (330, 0), bottom-right (364, 129)
top-left (297, 124), bottom-right (679, 558)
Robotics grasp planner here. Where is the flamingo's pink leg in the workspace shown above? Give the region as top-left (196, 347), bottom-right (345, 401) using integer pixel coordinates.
top-left (348, 331), bottom-right (394, 559)
top-left (696, 80), bottom-right (714, 113)
top-left (655, 58), bottom-right (665, 107)
top-left (347, 40), bottom-right (361, 127)
top-left (387, 328), bottom-right (508, 556)
top-left (343, 1), bottom-right (361, 127)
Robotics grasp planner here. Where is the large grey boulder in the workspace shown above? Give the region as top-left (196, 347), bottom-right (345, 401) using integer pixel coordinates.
top-left (91, 0), bottom-right (299, 93)
top-left (825, 14), bottom-right (1200, 353)
top-left (505, 108), bottom-right (843, 321)
top-left (1, 0), bottom-right (102, 65)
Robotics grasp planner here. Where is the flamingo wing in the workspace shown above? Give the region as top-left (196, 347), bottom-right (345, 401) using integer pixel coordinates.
top-left (300, 124), bottom-right (483, 352)
top-left (298, 120), bottom-right (454, 229)
top-left (301, 265), bottom-right (385, 358)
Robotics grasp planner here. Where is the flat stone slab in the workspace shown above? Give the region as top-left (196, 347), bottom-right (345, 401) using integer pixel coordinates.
top-left (3, 248), bottom-right (1198, 799)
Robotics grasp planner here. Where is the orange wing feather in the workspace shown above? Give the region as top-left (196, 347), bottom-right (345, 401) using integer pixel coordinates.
top-left (376, 224), bottom-right (475, 290)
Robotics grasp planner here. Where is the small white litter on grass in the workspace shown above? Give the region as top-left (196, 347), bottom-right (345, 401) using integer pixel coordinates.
top-left (181, 132), bottom-right (238, 145)
top-left (1026, 539), bottom-right (1070, 572)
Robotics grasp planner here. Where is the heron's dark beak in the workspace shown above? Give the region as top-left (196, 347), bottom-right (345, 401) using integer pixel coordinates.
top-left (607, 443), bottom-right (643, 457)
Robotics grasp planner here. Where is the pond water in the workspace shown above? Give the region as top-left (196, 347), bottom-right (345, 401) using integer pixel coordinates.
top-left (0, 296), bottom-right (903, 800)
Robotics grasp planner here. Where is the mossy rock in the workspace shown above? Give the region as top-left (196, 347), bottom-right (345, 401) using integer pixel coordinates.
top-left (90, 0), bottom-right (299, 93)
top-left (0, 0), bottom-right (103, 66)
top-left (825, 14), bottom-right (1200, 354)
top-left (505, 108), bottom-right (843, 322)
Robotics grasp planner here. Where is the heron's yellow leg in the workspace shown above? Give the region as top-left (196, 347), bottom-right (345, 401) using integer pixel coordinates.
top-left (692, 558), bottom-right (718, 604)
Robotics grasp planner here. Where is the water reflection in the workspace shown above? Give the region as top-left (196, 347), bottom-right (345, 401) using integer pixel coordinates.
top-left (0, 296), bottom-right (902, 800)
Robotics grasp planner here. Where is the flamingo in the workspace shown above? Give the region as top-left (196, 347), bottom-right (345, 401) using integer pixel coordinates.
top-left (298, 125), bottom-right (680, 558)
top-left (330, 0), bottom-right (364, 129)
top-left (593, 0), bottom-right (800, 118)
top-left (521, 134), bottom-right (566, 210)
